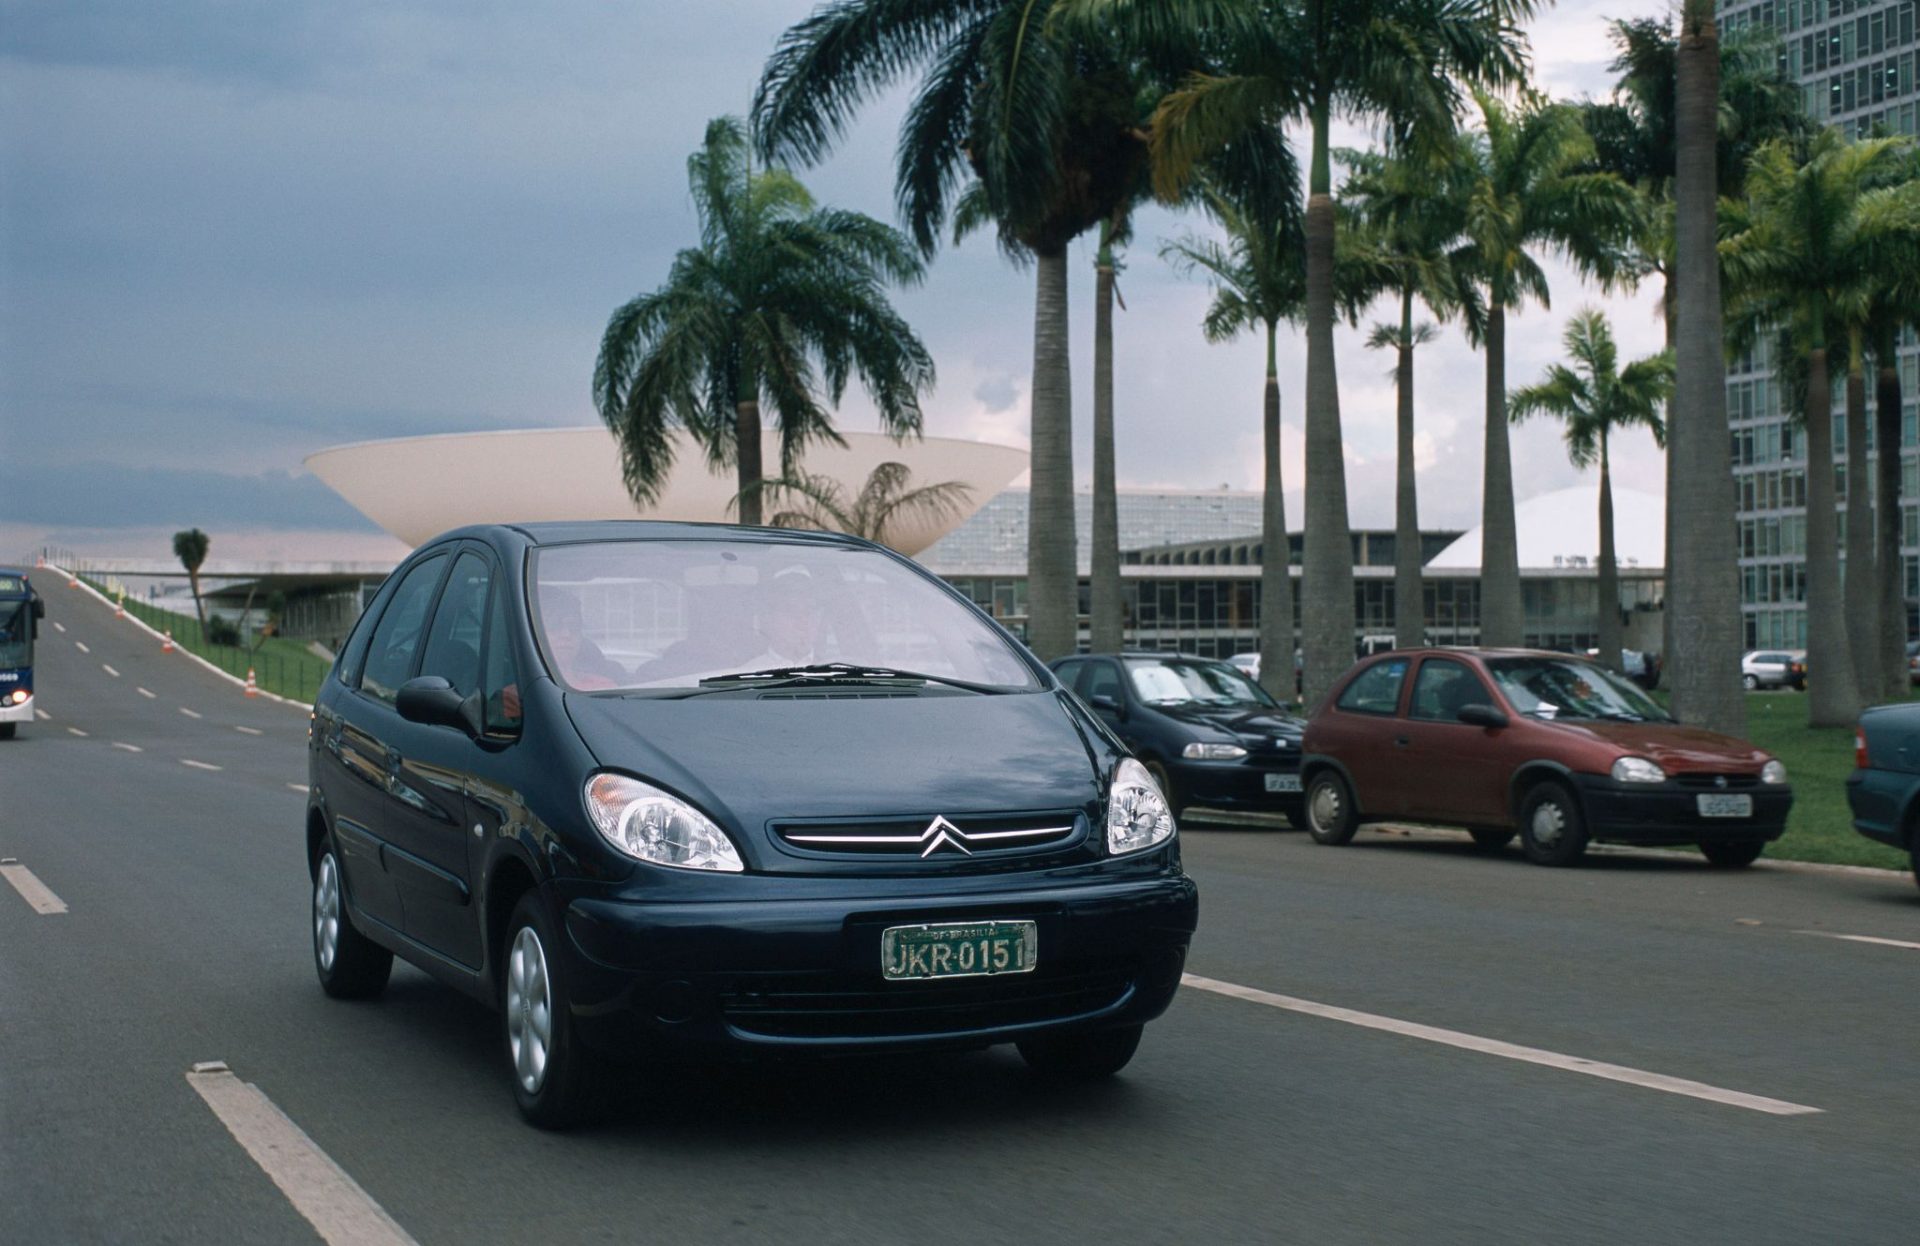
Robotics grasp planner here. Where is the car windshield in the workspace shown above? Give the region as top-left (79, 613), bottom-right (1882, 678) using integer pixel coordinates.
top-left (0, 601), bottom-right (29, 669)
top-left (1485, 657), bottom-right (1672, 723)
top-left (1124, 657), bottom-right (1276, 708)
top-left (530, 540), bottom-right (1038, 692)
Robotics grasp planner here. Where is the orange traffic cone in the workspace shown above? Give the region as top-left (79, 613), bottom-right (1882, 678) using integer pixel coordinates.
top-left (34, 555), bottom-right (44, 568)
top-left (114, 589), bottom-right (125, 619)
top-left (68, 572), bottom-right (78, 588)
top-left (162, 629), bottom-right (175, 653)
top-left (244, 668), bottom-right (258, 698)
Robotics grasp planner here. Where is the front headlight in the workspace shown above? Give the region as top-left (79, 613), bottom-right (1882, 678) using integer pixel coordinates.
top-left (1611, 757), bottom-right (1667, 784)
top-left (7, 689), bottom-right (26, 705)
top-left (1761, 759), bottom-right (1788, 785)
top-left (1183, 741), bottom-right (1247, 760)
top-left (1108, 758), bottom-right (1176, 855)
top-left (584, 773), bottom-right (743, 872)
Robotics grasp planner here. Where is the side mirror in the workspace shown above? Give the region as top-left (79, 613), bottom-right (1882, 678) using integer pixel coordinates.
top-left (1089, 693), bottom-right (1123, 716)
top-left (397, 676), bottom-right (482, 737)
top-left (1457, 703), bottom-right (1509, 730)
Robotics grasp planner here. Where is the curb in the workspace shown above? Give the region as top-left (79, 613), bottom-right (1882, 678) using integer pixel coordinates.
top-left (51, 566), bottom-right (312, 714)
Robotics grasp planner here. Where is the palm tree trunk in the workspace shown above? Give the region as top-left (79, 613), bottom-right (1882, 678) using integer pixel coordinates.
top-left (1259, 324), bottom-right (1294, 703)
top-left (1659, 275), bottom-right (1676, 685)
top-left (1875, 342), bottom-right (1908, 701)
top-left (1479, 301), bottom-right (1522, 647)
top-left (736, 399), bottom-right (765, 526)
top-left (1090, 241), bottom-right (1123, 654)
top-left (1026, 247), bottom-right (1078, 661)
top-left (1301, 100), bottom-right (1354, 705)
top-left (1597, 433), bottom-right (1623, 674)
top-left (190, 570), bottom-right (207, 639)
top-left (1803, 345), bottom-right (1860, 726)
top-left (1843, 342), bottom-right (1877, 704)
top-left (1394, 288), bottom-right (1423, 650)
top-left (1669, 3), bottom-right (1746, 735)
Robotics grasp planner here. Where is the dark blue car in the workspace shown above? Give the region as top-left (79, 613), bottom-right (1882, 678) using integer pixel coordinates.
top-left (1050, 652), bottom-right (1306, 825)
top-left (306, 523), bottom-right (1197, 1127)
top-left (1847, 702), bottom-right (1920, 890)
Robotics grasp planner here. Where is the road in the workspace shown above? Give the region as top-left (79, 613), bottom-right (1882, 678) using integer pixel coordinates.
top-left (5, 578), bottom-right (1919, 1245)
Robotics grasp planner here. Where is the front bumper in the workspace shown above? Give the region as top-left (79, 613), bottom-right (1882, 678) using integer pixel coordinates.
top-left (1169, 756), bottom-right (1303, 812)
top-left (0, 694), bottom-right (32, 724)
top-left (556, 864), bottom-right (1199, 1058)
top-left (1574, 776), bottom-right (1793, 844)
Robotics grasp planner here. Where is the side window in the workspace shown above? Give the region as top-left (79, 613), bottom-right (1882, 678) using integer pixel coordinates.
top-left (359, 554), bottom-right (449, 705)
top-left (336, 574), bottom-right (400, 689)
top-left (419, 553), bottom-right (491, 698)
top-left (1053, 659), bottom-right (1084, 693)
top-left (1082, 661), bottom-right (1123, 705)
top-left (1408, 659), bottom-right (1488, 723)
top-left (482, 578), bottom-right (522, 736)
top-left (1336, 658), bottom-right (1409, 716)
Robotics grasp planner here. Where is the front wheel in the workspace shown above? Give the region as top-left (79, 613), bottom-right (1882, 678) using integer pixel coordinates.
top-left (1143, 761), bottom-right (1184, 820)
top-left (312, 844), bottom-right (392, 1000)
top-left (1018, 1024), bottom-right (1143, 1081)
top-left (1699, 838), bottom-right (1765, 869)
top-left (1518, 782), bottom-right (1589, 867)
top-left (503, 894), bottom-right (603, 1129)
top-left (1304, 771), bottom-right (1358, 846)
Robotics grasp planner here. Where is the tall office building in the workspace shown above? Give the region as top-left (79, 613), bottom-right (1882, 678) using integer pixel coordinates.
top-left (1718, 0), bottom-right (1920, 648)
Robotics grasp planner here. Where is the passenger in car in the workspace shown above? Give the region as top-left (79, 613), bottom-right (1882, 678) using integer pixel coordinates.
top-left (537, 591), bottom-right (627, 689)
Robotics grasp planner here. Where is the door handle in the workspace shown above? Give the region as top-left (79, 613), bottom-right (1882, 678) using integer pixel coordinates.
top-left (1393, 736), bottom-right (1411, 748)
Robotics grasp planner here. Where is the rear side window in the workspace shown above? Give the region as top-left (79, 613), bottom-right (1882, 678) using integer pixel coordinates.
top-left (1336, 658), bottom-right (1409, 716)
top-left (360, 554), bottom-right (449, 705)
top-left (420, 553), bottom-right (492, 698)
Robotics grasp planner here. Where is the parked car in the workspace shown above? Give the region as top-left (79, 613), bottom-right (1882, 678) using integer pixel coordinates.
top-left (306, 523), bottom-right (1197, 1127)
top-left (1225, 648), bottom-right (1303, 696)
top-left (1907, 640), bottom-right (1918, 685)
top-left (1846, 703), bottom-right (1920, 891)
top-left (1053, 652), bottom-right (1306, 824)
top-left (1300, 648), bottom-right (1793, 867)
top-left (1741, 649), bottom-right (1807, 691)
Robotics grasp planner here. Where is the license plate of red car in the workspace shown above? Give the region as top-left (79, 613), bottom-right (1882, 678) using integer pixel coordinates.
top-left (1697, 794), bottom-right (1752, 818)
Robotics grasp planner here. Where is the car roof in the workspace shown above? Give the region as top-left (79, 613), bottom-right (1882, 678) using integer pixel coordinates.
top-left (427, 521), bottom-right (875, 549)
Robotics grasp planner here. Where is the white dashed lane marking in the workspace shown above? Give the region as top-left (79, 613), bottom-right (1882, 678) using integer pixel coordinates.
top-left (181, 759), bottom-right (222, 772)
top-left (66, 727), bottom-right (88, 738)
top-left (178, 707), bottom-right (202, 719)
top-left (74, 641), bottom-right (89, 654)
top-left (102, 664), bottom-right (119, 677)
top-left (0, 860), bottom-right (69, 915)
top-left (1180, 974), bottom-right (1822, 1117)
top-left (287, 783), bottom-right (310, 794)
top-left (52, 621), bottom-right (66, 634)
top-left (112, 742), bottom-right (143, 753)
top-left (137, 687), bottom-right (156, 699)
top-left (186, 1064), bottom-right (418, 1246)
top-left (235, 725), bottom-right (264, 736)
top-left (35, 709), bottom-right (50, 721)
top-left (1795, 930), bottom-right (1920, 952)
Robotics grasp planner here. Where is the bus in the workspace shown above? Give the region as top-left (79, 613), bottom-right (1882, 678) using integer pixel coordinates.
top-left (0, 572), bottom-right (45, 739)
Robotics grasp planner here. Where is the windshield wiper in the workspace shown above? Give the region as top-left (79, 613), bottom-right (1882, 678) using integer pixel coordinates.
top-left (695, 663), bottom-right (1006, 694)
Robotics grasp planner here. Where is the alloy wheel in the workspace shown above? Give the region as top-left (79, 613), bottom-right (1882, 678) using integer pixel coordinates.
top-left (506, 926), bottom-right (554, 1095)
top-left (313, 854), bottom-right (341, 972)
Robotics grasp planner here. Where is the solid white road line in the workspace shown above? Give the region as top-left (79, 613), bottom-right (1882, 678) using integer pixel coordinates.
top-left (178, 707), bottom-right (202, 719)
top-left (235, 725), bottom-right (264, 736)
top-left (0, 860), bottom-right (69, 915)
top-left (74, 640), bottom-right (89, 654)
top-left (102, 664), bottom-right (119, 677)
top-left (1180, 973), bottom-right (1822, 1117)
top-left (112, 742), bottom-right (143, 753)
top-left (186, 1064), bottom-right (418, 1246)
top-left (1795, 930), bottom-right (1920, 952)
top-left (66, 727), bottom-right (88, 738)
top-left (52, 621), bottom-right (66, 633)
top-left (181, 759), bottom-right (222, 772)
top-left (137, 686), bottom-right (156, 699)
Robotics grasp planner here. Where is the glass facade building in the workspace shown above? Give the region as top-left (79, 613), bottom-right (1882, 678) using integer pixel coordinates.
top-left (1718, 0), bottom-right (1920, 648)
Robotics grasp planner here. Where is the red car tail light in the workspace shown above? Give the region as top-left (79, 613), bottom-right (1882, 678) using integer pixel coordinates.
top-left (1855, 727), bottom-right (1870, 769)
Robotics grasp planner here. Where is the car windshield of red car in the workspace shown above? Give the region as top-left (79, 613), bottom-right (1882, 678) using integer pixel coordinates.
top-left (1485, 657), bottom-right (1673, 723)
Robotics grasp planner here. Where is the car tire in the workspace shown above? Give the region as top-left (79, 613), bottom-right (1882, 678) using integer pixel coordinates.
top-left (1143, 761), bottom-right (1184, 820)
top-left (312, 842), bottom-right (393, 1000)
top-left (1017, 1023), bottom-right (1143, 1081)
top-left (1911, 839), bottom-right (1920, 894)
top-left (1304, 771), bottom-right (1358, 846)
top-left (503, 893), bottom-right (603, 1130)
top-left (1517, 782), bottom-right (1589, 867)
top-left (1468, 827), bottom-right (1515, 850)
top-left (1742, 674), bottom-right (1759, 691)
top-left (1699, 838), bottom-right (1765, 869)
top-left (0, 723), bottom-right (15, 740)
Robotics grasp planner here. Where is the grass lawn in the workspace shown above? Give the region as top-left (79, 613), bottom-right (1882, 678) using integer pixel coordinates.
top-left (1733, 688), bottom-right (1911, 871)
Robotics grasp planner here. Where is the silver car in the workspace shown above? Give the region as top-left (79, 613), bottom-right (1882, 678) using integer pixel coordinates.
top-left (1741, 650), bottom-right (1806, 691)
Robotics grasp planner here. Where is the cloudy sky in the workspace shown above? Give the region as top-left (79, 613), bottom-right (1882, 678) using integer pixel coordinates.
top-left (0, 0), bottom-right (1676, 564)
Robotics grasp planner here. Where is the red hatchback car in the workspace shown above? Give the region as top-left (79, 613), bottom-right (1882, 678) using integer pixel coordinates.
top-left (1300, 649), bottom-right (1793, 867)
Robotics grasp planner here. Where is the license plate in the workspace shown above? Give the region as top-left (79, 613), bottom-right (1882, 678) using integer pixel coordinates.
top-left (881, 920), bottom-right (1036, 981)
top-left (1697, 794), bottom-right (1752, 818)
top-left (1265, 773), bottom-right (1302, 793)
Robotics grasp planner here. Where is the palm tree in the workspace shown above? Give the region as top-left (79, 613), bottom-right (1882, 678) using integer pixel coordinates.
top-left (1865, 267), bottom-right (1920, 699)
top-left (1509, 310), bottom-right (1672, 672)
top-left (754, 461), bottom-right (973, 550)
top-left (593, 117), bottom-right (934, 528)
top-left (1344, 142), bottom-right (1476, 649)
top-left (1722, 131), bottom-right (1920, 727)
top-left (1452, 91), bottom-right (1636, 648)
top-left (1066, 0), bottom-right (1536, 703)
top-left (755, 5), bottom-right (1162, 660)
top-left (172, 528), bottom-right (209, 639)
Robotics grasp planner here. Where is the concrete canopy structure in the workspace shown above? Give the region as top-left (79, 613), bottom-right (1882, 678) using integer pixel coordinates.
top-left (1427, 486), bottom-right (1664, 572)
top-left (305, 428), bottom-right (1028, 555)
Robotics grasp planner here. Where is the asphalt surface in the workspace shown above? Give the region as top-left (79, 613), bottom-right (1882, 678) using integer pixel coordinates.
top-left (6, 578), bottom-right (1920, 1245)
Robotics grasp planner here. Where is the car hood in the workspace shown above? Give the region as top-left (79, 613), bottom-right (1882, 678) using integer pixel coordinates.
top-left (564, 689), bottom-right (1106, 832)
top-left (1546, 720), bottom-right (1772, 772)
top-left (1150, 703), bottom-right (1304, 741)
